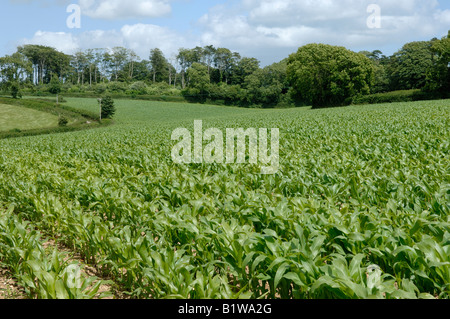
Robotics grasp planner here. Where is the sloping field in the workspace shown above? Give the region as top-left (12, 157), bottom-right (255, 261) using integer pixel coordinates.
top-left (0, 103), bottom-right (59, 131)
top-left (0, 98), bottom-right (449, 299)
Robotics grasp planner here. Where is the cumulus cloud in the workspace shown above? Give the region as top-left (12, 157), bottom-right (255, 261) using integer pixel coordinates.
top-left (10, 0), bottom-right (172, 19)
top-left (19, 31), bottom-right (80, 53)
top-left (197, 0), bottom-right (449, 65)
top-left (17, 23), bottom-right (190, 60)
top-left (79, 0), bottom-right (172, 20)
top-left (12, 0), bottom-right (450, 66)
top-left (121, 23), bottom-right (192, 59)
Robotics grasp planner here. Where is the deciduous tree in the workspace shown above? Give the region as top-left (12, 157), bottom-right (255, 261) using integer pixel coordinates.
top-left (287, 44), bottom-right (374, 108)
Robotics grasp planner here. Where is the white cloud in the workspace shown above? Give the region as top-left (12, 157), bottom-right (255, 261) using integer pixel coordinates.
top-left (434, 9), bottom-right (450, 24)
top-left (19, 31), bottom-right (80, 53)
top-left (79, 0), bottom-right (172, 20)
top-left (17, 23), bottom-right (190, 61)
top-left (13, 0), bottom-right (450, 67)
top-left (197, 0), bottom-right (450, 65)
top-left (120, 23), bottom-right (192, 59)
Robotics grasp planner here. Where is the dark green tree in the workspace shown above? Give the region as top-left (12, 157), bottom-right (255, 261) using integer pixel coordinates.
top-left (425, 31), bottom-right (450, 94)
top-left (183, 63), bottom-right (210, 103)
top-left (150, 48), bottom-right (168, 83)
top-left (360, 50), bottom-right (390, 93)
top-left (48, 74), bottom-right (62, 103)
top-left (10, 81), bottom-right (22, 99)
top-left (231, 57), bottom-right (260, 85)
top-left (48, 74), bottom-right (62, 94)
top-left (101, 95), bottom-right (116, 119)
top-left (388, 41), bottom-right (434, 90)
top-left (287, 44), bottom-right (374, 108)
top-left (58, 116), bottom-right (68, 127)
top-left (241, 60), bottom-right (288, 107)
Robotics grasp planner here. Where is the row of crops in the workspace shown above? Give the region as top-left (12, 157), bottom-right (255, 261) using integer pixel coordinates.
top-left (0, 99), bottom-right (449, 298)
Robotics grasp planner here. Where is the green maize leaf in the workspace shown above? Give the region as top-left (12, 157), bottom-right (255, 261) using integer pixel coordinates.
top-left (274, 262), bottom-right (290, 289)
top-left (283, 272), bottom-right (305, 287)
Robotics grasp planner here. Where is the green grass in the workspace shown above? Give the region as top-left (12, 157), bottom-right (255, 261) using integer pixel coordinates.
top-left (0, 103), bottom-right (59, 131)
top-left (63, 97), bottom-right (266, 124)
top-left (0, 98), bottom-right (449, 299)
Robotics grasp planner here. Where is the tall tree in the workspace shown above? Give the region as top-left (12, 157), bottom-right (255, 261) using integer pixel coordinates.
top-left (388, 41), bottom-right (434, 90)
top-left (132, 60), bottom-right (152, 82)
top-left (18, 45), bottom-right (61, 84)
top-left (360, 50), bottom-right (390, 93)
top-left (177, 48), bottom-right (193, 89)
top-left (85, 49), bottom-right (95, 87)
top-left (127, 50), bottom-right (140, 81)
top-left (203, 45), bottom-right (216, 81)
top-left (231, 57), bottom-right (260, 85)
top-left (71, 50), bottom-right (87, 85)
top-left (0, 52), bottom-right (32, 84)
top-left (214, 48), bottom-right (240, 84)
top-left (93, 48), bottom-right (107, 83)
top-left (426, 31), bottom-right (450, 94)
top-left (149, 48), bottom-right (168, 83)
top-left (109, 47), bottom-right (129, 81)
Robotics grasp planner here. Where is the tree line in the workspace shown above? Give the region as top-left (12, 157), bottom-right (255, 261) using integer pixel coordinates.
top-left (0, 30), bottom-right (448, 108)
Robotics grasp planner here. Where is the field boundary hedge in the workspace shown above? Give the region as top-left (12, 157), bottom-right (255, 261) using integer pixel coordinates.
top-left (352, 89), bottom-right (450, 105)
top-left (15, 91), bottom-right (188, 103)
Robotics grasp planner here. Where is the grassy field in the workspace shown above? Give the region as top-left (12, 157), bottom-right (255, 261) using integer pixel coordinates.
top-left (0, 103), bottom-right (59, 131)
top-left (0, 97), bottom-right (449, 299)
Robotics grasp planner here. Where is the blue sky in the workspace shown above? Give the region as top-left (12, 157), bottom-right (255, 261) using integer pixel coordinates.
top-left (1, 0), bottom-right (449, 66)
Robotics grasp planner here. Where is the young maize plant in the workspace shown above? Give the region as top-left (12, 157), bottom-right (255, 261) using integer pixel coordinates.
top-left (0, 98), bottom-right (449, 299)
top-left (0, 206), bottom-right (111, 299)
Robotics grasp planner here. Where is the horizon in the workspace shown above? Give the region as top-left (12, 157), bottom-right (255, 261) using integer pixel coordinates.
top-left (1, 0), bottom-right (450, 66)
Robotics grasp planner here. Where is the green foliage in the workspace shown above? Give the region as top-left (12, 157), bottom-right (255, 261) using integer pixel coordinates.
top-left (388, 41), bottom-right (435, 90)
top-left (48, 74), bottom-right (62, 95)
top-left (241, 60), bottom-right (289, 108)
top-left (0, 97), bottom-right (448, 299)
top-left (0, 206), bottom-right (111, 299)
top-left (425, 31), bottom-right (450, 94)
top-left (187, 63), bottom-right (210, 91)
top-left (150, 48), bottom-right (169, 83)
top-left (107, 81), bottom-right (127, 93)
top-left (100, 95), bottom-right (116, 119)
top-left (231, 57), bottom-right (260, 85)
top-left (0, 97), bottom-right (105, 139)
top-left (287, 44), bottom-right (374, 108)
top-left (3, 35), bottom-right (449, 108)
top-left (352, 89), bottom-right (446, 105)
top-left (359, 50), bottom-right (390, 94)
top-left (18, 44), bottom-right (70, 85)
top-left (128, 81), bottom-right (148, 95)
top-left (10, 82), bottom-right (22, 99)
top-left (58, 116), bottom-right (68, 127)
top-left (94, 83), bottom-right (107, 94)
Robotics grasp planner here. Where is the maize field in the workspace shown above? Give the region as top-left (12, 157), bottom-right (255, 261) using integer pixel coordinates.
top-left (0, 98), bottom-right (449, 299)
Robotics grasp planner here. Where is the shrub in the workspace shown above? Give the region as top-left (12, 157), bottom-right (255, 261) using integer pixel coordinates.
top-left (58, 116), bottom-right (68, 127)
top-left (10, 82), bottom-right (22, 99)
top-left (128, 81), bottom-right (148, 95)
top-left (100, 95), bottom-right (116, 119)
top-left (352, 89), bottom-right (447, 105)
top-left (48, 75), bottom-right (62, 95)
top-left (57, 96), bottom-right (67, 103)
top-left (107, 82), bottom-right (127, 93)
top-left (93, 84), bottom-right (106, 94)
